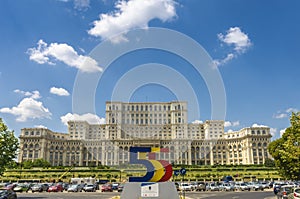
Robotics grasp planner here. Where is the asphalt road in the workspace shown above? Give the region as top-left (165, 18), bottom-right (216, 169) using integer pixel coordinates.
top-left (17, 190), bottom-right (276, 199)
top-left (181, 190), bottom-right (276, 199)
top-left (17, 192), bottom-right (118, 199)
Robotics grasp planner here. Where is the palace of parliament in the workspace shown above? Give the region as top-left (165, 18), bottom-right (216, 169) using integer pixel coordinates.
top-left (18, 101), bottom-right (272, 166)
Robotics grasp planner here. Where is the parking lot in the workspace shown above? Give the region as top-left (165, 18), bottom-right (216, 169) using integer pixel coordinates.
top-left (16, 190), bottom-right (276, 199)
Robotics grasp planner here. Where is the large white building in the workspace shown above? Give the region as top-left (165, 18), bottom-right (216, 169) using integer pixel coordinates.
top-left (18, 101), bottom-right (272, 166)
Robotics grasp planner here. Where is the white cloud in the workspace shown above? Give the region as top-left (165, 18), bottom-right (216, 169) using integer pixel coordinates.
top-left (273, 107), bottom-right (298, 119)
top-left (27, 39), bottom-right (102, 73)
top-left (34, 125), bottom-right (48, 129)
top-left (88, 0), bottom-right (177, 43)
top-left (218, 27), bottom-right (252, 53)
top-left (270, 128), bottom-right (277, 137)
top-left (286, 107), bottom-right (298, 113)
top-left (50, 87), bottom-right (70, 96)
top-left (214, 27), bottom-right (252, 67)
top-left (227, 129), bottom-right (233, 133)
top-left (279, 128), bottom-right (286, 137)
top-left (274, 113), bottom-right (288, 119)
top-left (0, 98), bottom-right (52, 122)
top-left (252, 123), bottom-right (268, 128)
top-left (14, 89), bottom-right (41, 99)
top-left (57, 0), bottom-right (90, 10)
top-left (213, 53), bottom-right (235, 67)
top-left (60, 113), bottom-right (105, 126)
top-left (224, 120), bottom-right (240, 127)
top-left (74, 0), bottom-right (90, 10)
top-left (192, 120), bottom-right (203, 124)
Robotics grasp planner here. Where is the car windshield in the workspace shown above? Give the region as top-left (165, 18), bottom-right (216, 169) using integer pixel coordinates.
top-left (0, 190), bottom-right (8, 196)
top-left (86, 184), bottom-right (93, 187)
top-left (283, 187), bottom-right (293, 192)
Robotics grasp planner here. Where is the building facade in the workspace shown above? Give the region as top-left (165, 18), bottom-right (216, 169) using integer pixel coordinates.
top-left (18, 101), bottom-right (272, 166)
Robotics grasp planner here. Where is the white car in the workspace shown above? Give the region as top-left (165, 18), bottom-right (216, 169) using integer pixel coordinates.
top-left (220, 183), bottom-right (234, 191)
top-left (294, 187), bottom-right (300, 199)
top-left (206, 183), bottom-right (219, 191)
top-left (179, 183), bottom-right (192, 191)
top-left (239, 182), bottom-right (250, 191)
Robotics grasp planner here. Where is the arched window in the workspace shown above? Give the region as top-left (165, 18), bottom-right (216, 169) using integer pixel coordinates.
top-left (258, 143), bottom-right (262, 147)
top-left (263, 142), bottom-right (267, 147)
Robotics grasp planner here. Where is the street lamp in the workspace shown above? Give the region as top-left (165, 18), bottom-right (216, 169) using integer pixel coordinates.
top-left (119, 169), bottom-right (124, 182)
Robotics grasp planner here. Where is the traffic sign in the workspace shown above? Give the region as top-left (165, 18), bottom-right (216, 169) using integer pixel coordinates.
top-left (180, 168), bottom-right (186, 175)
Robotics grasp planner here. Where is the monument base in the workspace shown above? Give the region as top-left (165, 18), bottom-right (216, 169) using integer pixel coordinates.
top-left (120, 182), bottom-right (180, 199)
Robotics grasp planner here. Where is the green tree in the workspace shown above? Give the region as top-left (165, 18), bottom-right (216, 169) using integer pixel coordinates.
top-left (0, 118), bottom-right (19, 175)
top-left (268, 112), bottom-right (300, 180)
top-left (22, 160), bottom-right (33, 169)
top-left (264, 158), bottom-right (275, 167)
top-left (32, 158), bottom-right (51, 168)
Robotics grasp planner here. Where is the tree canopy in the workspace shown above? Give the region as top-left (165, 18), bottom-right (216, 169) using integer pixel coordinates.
top-left (0, 118), bottom-right (19, 175)
top-left (268, 112), bottom-right (300, 180)
top-left (22, 158), bottom-right (51, 169)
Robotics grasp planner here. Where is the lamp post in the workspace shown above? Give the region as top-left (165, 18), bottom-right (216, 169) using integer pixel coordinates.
top-left (119, 169), bottom-right (124, 182)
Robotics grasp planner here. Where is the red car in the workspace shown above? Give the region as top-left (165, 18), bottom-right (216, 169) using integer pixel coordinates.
top-left (101, 184), bottom-right (112, 192)
top-left (48, 184), bottom-right (63, 192)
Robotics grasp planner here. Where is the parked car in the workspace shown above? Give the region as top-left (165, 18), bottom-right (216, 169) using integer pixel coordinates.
top-left (83, 184), bottom-right (95, 192)
top-left (5, 184), bottom-right (17, 191)
top-left (0, 188), bottom-right (17, 199)
top-left (179, 183), bottom-right (192, 191)
top-left (101, 184), bottom-right (112, 192)
top-left (220, 183), bottom-right (234, 191)
top-left (31, 184), bottom-right (43, 193)
top-left (276, 185), bottom-right (294, 199)
top-left (174, 182), bottom-right (180, 191)
top-left (40, 183), bottom-right (50, 192)
top-left (112, 183), bottom-right (119, 191)
top-left (294, 187), bottom-right (300, 199)
top-left (235, 182), bottom-right (250, 191)
top-left (67, 184), bottom-right (80, 192)
top-left (117, 184), bottom-right (125, 192)
top-left (206, 183), bottom-right (219, 191)
top-left (195, 182), bottom-right (206, 191)
top-left (261, 181), bottom-right (270, 189)
top-left (77, 184), bottom-right (85, 192)
top-left (247, 182), bottom-right (264, 191)
top-left (61, 183), bottom-right (69, 191)
top-left (13, 184), bottom-right (30, 193)
top-left (48, 184), bottom-right (63, 192)
top-left (274, 183), bottom-right (288, 195)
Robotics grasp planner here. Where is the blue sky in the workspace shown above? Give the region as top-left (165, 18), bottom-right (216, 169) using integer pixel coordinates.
top-left (0, 0), bottom-right (299, 140)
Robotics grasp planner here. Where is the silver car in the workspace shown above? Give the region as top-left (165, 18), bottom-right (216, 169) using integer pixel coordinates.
top-left (83, 184), bottom-right (95, 192)
top-left (67, 184), bottom-right (80, 192)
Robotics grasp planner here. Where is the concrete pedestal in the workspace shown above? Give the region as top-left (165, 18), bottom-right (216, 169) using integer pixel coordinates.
top-left (120, 182), bottom-right (180, 199)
